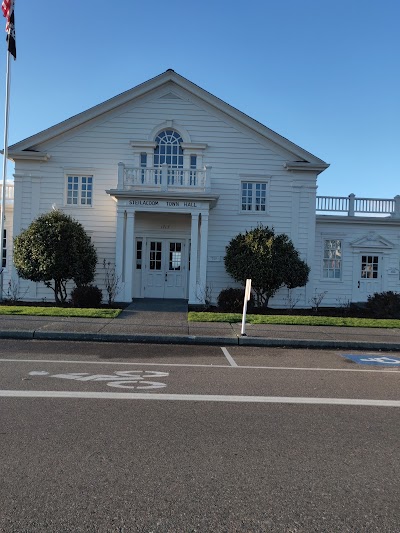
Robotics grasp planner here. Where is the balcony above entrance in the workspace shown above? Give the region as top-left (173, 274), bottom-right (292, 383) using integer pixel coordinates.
top-left (117, 162), bottom-right (211, 193)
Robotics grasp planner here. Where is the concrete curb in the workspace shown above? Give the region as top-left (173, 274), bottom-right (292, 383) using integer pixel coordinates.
top-left (1, 329), bottom-right (400, 350)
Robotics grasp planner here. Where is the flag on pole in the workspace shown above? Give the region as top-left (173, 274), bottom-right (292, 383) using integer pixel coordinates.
top-left (2, 0), bottom-right (16, 59)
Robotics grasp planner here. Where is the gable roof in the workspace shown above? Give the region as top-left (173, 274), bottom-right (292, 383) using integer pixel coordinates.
top-left (8, 69), bottom-right (329, 171)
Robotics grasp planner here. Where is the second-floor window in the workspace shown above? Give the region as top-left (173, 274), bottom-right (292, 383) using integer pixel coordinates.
top-left (66, 175), bottom-right (93, 206)
top-left (241, 182), bottom-right (267, 212)
top-left (154, 130), bottom-right (184, 168)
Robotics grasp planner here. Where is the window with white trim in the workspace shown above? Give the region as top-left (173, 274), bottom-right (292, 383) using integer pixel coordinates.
top-left (66, 175), bottom-right (93, 206)
top-left (241, 181), bottom-right (267, 212)
top-left (323, 239), bottom-right (342, 279)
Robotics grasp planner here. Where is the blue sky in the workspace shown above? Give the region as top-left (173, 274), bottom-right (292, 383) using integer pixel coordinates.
top-left (1, 0), bottom-right (399, 198)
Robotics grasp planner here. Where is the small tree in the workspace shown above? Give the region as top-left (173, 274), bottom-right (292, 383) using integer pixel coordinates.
top-left (224, 225), bottom-right (310, 307)
top-left (103, 259), bottom-right (121, 306)
top-left (13, 210), bottom-right (97, 303)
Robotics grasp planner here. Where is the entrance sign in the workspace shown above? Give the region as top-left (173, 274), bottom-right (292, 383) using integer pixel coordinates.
top-left (128, 199), bottom-right (198, 209)
top-left (241, 279), bottom-right (252, 336)
top-left (28, 370), bottom-right (170, 389)
top-left (341, 354), bottom-right (400, 366)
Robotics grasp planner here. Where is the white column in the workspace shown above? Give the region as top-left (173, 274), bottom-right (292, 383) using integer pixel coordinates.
top-left (124, 211), bottom-right (135, 301)
top-left (115, 208), bottom-right (125, 297)
top-left (189, 213), bottom-right (199, 304)
top-left (198, 212), bottom-right (209, 303)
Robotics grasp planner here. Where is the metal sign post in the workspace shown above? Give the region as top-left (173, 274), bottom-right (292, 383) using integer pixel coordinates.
top-left (241, 279), bottom-right (252, 336)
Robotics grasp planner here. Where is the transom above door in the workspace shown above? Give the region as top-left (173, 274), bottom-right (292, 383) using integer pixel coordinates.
top-left (143, 239), bottom-right (187, 299)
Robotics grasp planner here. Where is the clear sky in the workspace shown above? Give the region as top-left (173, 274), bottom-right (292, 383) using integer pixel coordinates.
top-left (1, 0), bottom-right (399, 198)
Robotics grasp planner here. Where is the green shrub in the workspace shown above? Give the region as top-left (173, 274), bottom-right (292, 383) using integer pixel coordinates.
top-left (366, 291), bottom-right (400, 318)
top-left (217, 287), bottom-right (253, 313)
top-left (71, 285), bottom-right (102, 308)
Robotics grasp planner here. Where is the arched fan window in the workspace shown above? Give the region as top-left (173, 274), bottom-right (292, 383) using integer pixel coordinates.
top-left (153, 129), bottom-right (185, 185)
top-left (154, 130), bottom-right (184, 169)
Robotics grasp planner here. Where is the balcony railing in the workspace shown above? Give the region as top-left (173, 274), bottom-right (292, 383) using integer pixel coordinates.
top-left (316, 193), bottom-right (400, 218)
top-left (118, 163), bottom-right (211, 193)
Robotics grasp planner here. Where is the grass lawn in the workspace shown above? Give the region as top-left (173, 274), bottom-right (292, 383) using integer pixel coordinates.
top-left (0, 306), bottom-right (121, 319)
top-left (188, 312), bottom-right (400, 329)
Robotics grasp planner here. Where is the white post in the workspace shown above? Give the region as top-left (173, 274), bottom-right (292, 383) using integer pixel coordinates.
top-left (348, 193), bottom-right (355, 216)
top-left (204, 165), bottom-right (212, 192)
top-left (117, 162), bottom-right (125, 189)
top-left (189, 213), bottom-right (199, 304)
top-left (393, 195), bottom-right (400, 219)
top-left (115, 208), bottom-right (125, 294)
top-left (0, 50), bottom-right (11, 301)
top-left (161, 162), bottom-right (168, 192)
top-left (124, 211), bottom-right (135, 301)
top-left (198, 212), bottom-right (209, 302)
top-left (241, 279), bottom-right (252, 336)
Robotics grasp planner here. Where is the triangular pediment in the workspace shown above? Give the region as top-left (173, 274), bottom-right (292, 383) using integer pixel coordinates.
top-left (158, 92), bottom-right (182, 100)
top-left (8, 70), bottom-right (329, 171)
top-left (350, 232), bottom-right (394, 249)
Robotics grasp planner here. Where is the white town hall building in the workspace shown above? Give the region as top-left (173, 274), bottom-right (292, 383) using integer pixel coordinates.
top-left (2, 70), bottom-right (400, 307)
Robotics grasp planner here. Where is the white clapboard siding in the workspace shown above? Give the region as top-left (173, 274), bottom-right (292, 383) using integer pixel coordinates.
top-left (10, 78), bottom-right (326, 304)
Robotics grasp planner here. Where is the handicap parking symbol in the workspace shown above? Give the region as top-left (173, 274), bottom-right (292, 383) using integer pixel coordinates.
top-left (341, 354), bottom-right (400, 366)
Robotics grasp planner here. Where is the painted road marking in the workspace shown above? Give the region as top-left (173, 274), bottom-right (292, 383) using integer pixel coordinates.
top-left (342, 354), bottom-right (400, 366)
top-left (0, 358), bottom-right (399, 373)
top-left (221, 347), bottom-right (238, 367)
top-left (28, 370), bottom-right (170, 390)
top-left (0, 390), bottom-right (400, 407)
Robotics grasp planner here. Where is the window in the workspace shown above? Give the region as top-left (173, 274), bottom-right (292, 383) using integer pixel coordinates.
top-left (154, 130), bottom-right (184, 168)
top-left (154, 130), bottom-right (184, 186)
top-left (149, 241), bottom-right (162, 270)
top-left (241, 182), bottom-right (267, 212)
top-left (323, 239), bottom-right (342, 279)
top-left (169, 242), bottom-right (182, 270)
top-left (66, 175), bottom-right (93, 206)
top-left (136, 240), bottom-right (142, 269)
top-left (361, 255), bottom-right (378, 279)
top-left (2, 229), bottom-right (6, 268)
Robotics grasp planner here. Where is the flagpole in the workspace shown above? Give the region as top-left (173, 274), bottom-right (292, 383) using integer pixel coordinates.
top-left (0, 47), bottom-right (11, 300)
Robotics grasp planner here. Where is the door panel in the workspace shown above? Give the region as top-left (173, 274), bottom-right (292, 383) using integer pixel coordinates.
top-left (353, 254), bottom-right (382, 301)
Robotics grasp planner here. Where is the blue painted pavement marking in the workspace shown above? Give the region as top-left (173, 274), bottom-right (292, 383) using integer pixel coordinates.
top-left (342, 354), bottom-right (400, 366)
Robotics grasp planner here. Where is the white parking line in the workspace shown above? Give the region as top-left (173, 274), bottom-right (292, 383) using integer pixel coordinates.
top-left (1, 390), bottom-right (399, 407)
top-left (221, 347), bottom-right (238, 367)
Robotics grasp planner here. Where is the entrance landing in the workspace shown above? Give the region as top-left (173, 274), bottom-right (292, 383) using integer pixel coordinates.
top-left (115, 299), bottom-right (189, 335)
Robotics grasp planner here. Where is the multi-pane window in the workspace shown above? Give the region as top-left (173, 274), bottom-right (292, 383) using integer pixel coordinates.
top-left (361, 255), bottom-right (379, 279)
top-left (323, 239), bottom-right (342, 279)
top-left (154, 130), bottom-right (184, 168)
top-left (169, 242), bottom-right (182, 270)
top-left (2, 229), bottom-right (6, 268)
top-left (241, 182), bottom-right (267, 212)
top-left (136, 240), bottom-right (142, 269)
top-left (154, 130), bottom-right (184, 185)
top-left (66, 175), bottom-right (93, 206)
top-left (149, 241), bottom-right (162, 270)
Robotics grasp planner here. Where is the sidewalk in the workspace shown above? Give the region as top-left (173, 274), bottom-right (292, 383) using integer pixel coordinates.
top-left (0, 300), bottom-right (400, 350)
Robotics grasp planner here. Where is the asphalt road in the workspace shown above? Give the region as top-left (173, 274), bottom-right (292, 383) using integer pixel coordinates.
top-left (1, 340), bottom-right (400, 532)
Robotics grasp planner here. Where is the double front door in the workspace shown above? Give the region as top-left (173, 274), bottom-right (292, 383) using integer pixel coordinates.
top-left (144, 239), bottom-right (188, 299)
